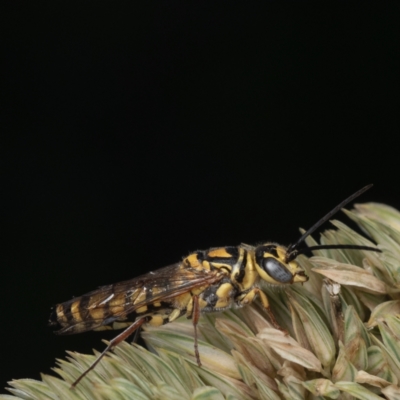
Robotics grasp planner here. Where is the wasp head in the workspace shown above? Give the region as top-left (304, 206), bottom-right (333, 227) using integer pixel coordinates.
top-left (254, 243), bottom-right (308, 285)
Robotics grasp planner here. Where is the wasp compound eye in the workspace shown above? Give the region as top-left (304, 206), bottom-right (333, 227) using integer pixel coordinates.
top-left (261, 257), bottom-right (293, 283)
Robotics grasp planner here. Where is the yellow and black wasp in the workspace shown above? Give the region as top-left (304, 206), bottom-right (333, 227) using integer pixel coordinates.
top-left (50, 185), bottom-right (381, 387)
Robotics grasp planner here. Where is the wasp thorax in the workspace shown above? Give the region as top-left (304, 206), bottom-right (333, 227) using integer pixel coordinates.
top-left (255, 244), bottom-right (308, 285)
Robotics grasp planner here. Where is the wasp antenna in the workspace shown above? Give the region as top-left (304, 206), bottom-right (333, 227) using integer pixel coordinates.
top-left (286, 184), bottom-right (374, 261)
top-left (295, 244), bottom-right (381, 257)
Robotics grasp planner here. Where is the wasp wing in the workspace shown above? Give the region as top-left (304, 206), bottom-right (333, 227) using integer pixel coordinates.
top-left (50, 263), bottom-right (223, 334)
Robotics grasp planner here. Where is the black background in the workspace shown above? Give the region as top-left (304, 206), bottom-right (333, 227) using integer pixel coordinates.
top-left (1, 2), bottom-right (399, 391)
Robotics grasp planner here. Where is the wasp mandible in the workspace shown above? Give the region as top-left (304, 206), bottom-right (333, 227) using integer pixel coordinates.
top-left (50, 184), bottom-right (381, 387)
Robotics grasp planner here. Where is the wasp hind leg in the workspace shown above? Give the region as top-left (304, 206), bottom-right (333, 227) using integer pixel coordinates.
top-left (71, 317), bottom-right (147, 388)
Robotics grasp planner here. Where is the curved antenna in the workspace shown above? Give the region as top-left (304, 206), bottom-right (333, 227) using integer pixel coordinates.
top-left (285, 184), bottom-right (374, 261)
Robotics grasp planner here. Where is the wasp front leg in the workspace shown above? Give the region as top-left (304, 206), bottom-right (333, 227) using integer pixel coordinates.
top-left (237, 288), bottom-right (282, 330)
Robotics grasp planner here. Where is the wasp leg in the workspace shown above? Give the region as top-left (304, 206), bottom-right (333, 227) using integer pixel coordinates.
top-left (132, 323), bottom-right (142, 343)
top-left (239, 288), bottom-right (282, 330)
top-left (71, 317), bottom-right (147, 388)
top-left (192, 294), bottom-right (201, 367)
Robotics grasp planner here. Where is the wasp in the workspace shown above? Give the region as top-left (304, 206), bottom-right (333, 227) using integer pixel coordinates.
top-left (50, 185), bottom-right (381, 387)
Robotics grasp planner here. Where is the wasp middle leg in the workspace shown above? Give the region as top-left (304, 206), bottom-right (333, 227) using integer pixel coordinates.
top-left (192, 294), bottom-right (201, 366)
